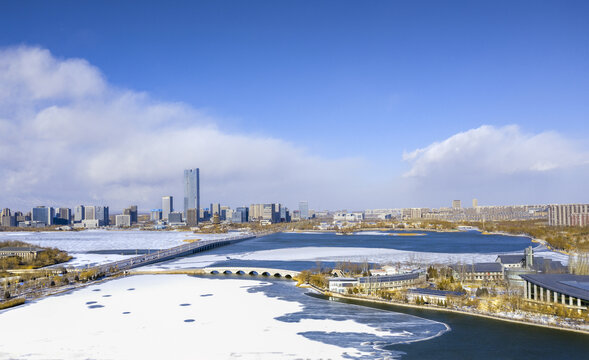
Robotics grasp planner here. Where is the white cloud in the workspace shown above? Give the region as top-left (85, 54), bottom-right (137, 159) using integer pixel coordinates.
top-left (400, 125), bottom-right (589, 206)
top-left (0, 46), bottom-right (365, 211)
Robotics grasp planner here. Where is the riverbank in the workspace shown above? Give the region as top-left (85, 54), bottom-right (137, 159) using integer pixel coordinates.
top-left (312, 289), bottom-right (589, 335)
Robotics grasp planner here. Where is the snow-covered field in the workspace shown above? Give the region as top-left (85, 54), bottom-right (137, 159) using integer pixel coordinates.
top-left (0, 275), bottom-right (447, 359)
top-left (0, 230), bottom-right (233, 252)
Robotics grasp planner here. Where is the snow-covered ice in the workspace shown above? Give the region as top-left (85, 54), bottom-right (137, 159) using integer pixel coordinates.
top-left (0, 275), bottom-right (446, 359)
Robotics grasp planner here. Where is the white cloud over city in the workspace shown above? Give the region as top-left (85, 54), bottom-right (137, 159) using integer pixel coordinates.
top-left (0, 46), bottom-right (587, 211)
top-left (0, 46), bottom-right (366, 210)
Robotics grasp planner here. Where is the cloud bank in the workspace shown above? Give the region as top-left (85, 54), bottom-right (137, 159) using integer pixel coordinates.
top-left (0, 46), bottom-right (365, 211)
top-left (0, 46), bottom-right (587, 211)
top-left (401, 125), bottom-right (589, 206)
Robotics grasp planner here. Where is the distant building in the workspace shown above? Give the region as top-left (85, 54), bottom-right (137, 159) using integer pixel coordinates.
top-left (452, 200), bottom-right (461, 209)
top-left (186, 208), bottom-right (198, 226)
top-left (407, 288), bottom-right (463, 305)
top-left (81, 219), bottom-right (100, 229)
top-left (548, 204), bottom-right (589, 226)
top-left (74, 205), bottom-right (85, 222)
top-left (299, 201), bottom-right (309, 220)
top-left (95, 206), bottom-right (109, 226)
top-left (472, 198), bottom-right (478, 208)
top-left (31, 206), bottom-right (54, 226)
top-left (210, 203), bottom-right (221, 217)
top-left (162, 196), bottom-right (173, 220)
top-left (232, 207), bottom-right (249, 223)
top-left (151, 209), bottom-right (162, 222)
top-left (84, 206), bottom-right (96, 220)
top-left (123, 205), bottom-right (138, 224)
top-left (168, 211), bottom-right (184, 225)
top-left (115, 214), bottom-right (131, 227)
top-left (184, 168), bottom-right (200, 222)
top-left (55, 208), bottom-right (72, 224)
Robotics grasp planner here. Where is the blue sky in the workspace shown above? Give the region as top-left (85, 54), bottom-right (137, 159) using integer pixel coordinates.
top-left (0, 1), bottom-right (588, 210)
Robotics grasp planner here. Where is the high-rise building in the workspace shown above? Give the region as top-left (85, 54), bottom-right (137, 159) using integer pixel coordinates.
top-left (184, 168), bottom-right (200, 224)
top-left (452, 200), bottom-right (461, 209)
top-left (74, 205), bottom-right (85, 222)
top-left (168, 212), bottom-right (183, 224)
top-left (116, 214), bottom-right (131, 227)
top-left (55, 208), bottom-right (72, 225)
top-left (84, 206), bottom-right (96, 220)
top-left (151, 209), bottom-right (162, 222)
top-left (299, 201), bottom-right (309, 220)
top-left (123, 205), bottom-right (138, 224)
top-left (472, 199), bottom-right (478, 208)
top-left (210, 203), bottom-right (221, 217)
top-left (186, 208), bottom-right (198, 226)
top-left (249, 204), bottom-right (264, 221)
top-left (232, 207), bottom-right (249, 223)
top-left (31, 206), bottom-right (54, 226)
top-left (162, 196), bottom-right (173, 220)
top-left (548, 204), bottom-right (589, 226)
top-left (95, 206), bottom-right (109, 226)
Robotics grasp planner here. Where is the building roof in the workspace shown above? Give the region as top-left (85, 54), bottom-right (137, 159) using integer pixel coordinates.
top-left (408, 288), bottom-right (463, 297)
top-left (496, 255), bottom-right (524, 264)
top-left (521, 274), bottom-right (589, 302)
top-left (451, 262), bottom-right (503, 273)
top-left (357, 272), bottom-right (421, 284)
top-left (531, 257), bottom-right (567, 273)
top-left (328, 277), bottom-right (357, 282)
top-left (0, 247), bottom-right (45, 252)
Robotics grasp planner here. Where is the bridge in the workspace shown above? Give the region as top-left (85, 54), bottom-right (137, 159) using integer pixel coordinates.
top-left (128, 267), bottom-right (300, 279)
top-left (94, 233), bottom-right (256, 275)
top-left (202, 267), bottom-right (300, 279)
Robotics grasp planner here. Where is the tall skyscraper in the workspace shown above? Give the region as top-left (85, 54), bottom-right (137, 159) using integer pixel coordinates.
top-left (299, 201), bottom-right (309, 220)
top-left (472, 199), bottom-right (478, 208)
top-left (452, 200), bottom-right (461, 209)
top-left (162, 196), bottom-right (173, 220)
top-left (184, 168), bottom-right (200, 224)
top-left (32, 206), bottom-right (54, 226)
top-left (74, 205), bottom-right (85, 222)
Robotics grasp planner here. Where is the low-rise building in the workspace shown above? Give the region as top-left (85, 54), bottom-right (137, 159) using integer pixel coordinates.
top-left (407, 288), bottom-right (463, 305)
top-left (328, 271), bottom-right (426, 294)
top-left (452, 262), bottom-right (504, 282)
top-left (521, 274), bottom-right (589, 311)
top-left (0, 247), bottom-right (45, 261)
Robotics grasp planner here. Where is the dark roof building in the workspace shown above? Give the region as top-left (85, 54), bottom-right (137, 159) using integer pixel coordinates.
top-left (521, 274), bottom-right (589, 310)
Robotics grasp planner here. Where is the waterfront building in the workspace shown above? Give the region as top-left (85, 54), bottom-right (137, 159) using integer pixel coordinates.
top-left (1, 214), bottom-right (16, 227)
top-left (407, 288), bottom-right (463, 305)
top-left (249, 204), bottom-right (264, 221)
top-left (333, 212), bottom-right (364, 222)
top-left (74, 205), bottom-right (85, 222)
top-left (521, 274), bottom-right (589, 311)
top-left (329, 271), bottom-right (426, 294)
top-left (299, 201), bottom-right (309, 220)
top-left (81, 219), bottom-right (99, 229)
top-left (151, 209), bottom-right (162, 222)
top-left (115, 214), bottom-right (131, 227)
top-left (31, 206), bottom-right (54, 226)
top-left (162, 196), bottom-right (173, 220)
top-left (548, 204), bottom-right (589, 226)
top-left (0, 247), bottom-right (45, 261)
top-left (183, 168), bottom-right (200, 222)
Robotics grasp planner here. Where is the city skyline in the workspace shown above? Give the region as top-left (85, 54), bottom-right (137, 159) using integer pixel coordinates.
top-left (0, 1), bottom-right (588, 211)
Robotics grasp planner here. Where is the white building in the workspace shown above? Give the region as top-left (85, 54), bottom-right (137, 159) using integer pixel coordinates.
top-left (116, 214), bottom-right (131, 227)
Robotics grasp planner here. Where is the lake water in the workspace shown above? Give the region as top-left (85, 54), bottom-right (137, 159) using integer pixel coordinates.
top-left (0, 230), bottom-right (585, 359)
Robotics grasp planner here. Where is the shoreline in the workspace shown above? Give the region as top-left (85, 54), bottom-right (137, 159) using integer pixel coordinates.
top-left (317, 290), bottom-right (589, 335)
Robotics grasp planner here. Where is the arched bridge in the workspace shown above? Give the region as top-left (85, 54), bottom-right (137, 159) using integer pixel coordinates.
top-left (202, 267), bottom-right (300, 279)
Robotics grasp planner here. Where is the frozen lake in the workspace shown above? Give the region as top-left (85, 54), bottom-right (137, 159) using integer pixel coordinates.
top-left (0, 275), bottom-right (447, 359)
